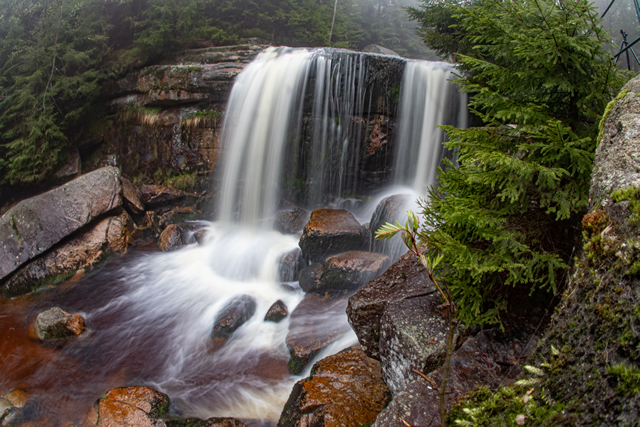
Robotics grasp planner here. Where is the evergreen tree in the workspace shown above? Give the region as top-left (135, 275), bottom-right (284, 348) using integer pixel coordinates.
top-left (416, 0), bottom-right (625, 325)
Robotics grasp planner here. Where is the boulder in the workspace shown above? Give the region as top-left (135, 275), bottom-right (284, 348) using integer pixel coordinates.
top-left (298, 262), bottom-right (324, 294)
top-left (320, 251), bottom-right (389, 294)
top-left (278, 346), bottom-right (391, 427)
top-left (141, 184), bottom-right (188, 208)
top-left (122, 177), bottom-right (145, 214)
top-left (379, 291), bottom-right (454, 395)
top-left (375, 330), bottom-right (537, 426)
top-left (298, 209), bottom-right (363, 263)
top-left (35, 307), bottom-right (85, 340)
top-left (278, 247), bottom-right (302, 282)
top-left (193, 229), bottom-right (208, 245)
top-left (286, 294), bottom-right (350, 375)
top-left (369, 194), bottom-right (411, 255)
top-left (96, 386), bottom-right (170, 427)
top-left (346, 248), bottom-right (434, 360)
top-left (211, 296), bottom-right (257, 339)
top-left (264, 300), bottom-right (288, 323)
top-left (0, 166), bottom-right (122, 282)
top-left (274, 208), bottom-right (310, 234)
top-left (1, 212), bottom-right (133, 298)
top-left (158, 224), bottom-right (188, 252)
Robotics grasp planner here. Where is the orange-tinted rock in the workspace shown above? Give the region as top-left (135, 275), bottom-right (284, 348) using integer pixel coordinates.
top-left (278, 346), bottom-right (391, 427)
top-left (97, 386), bottom-right (170, 427)
top-left (158, 224), bottom-right (188, 252)
top-left (298, 209), bottom-right (363, 262)
top-left (3, 389), bottom-right (27, 408)
top-left (286, 294), bottom-right (350, 375)
top-left (34, 307), bottom-right (85, 340)
top-left (264, 300), bottom-right (288, 323)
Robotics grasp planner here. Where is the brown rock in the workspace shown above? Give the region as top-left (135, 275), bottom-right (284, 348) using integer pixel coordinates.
top-left (264, 300), bottom-right (288, 323)
top-left (319, 251), bottom-right (390, 294)
top-left (158, 224), bottom-right (188, 252)
top-left (346, 249), bottom-right (434, 360)
top-left (0, 166), bottom-right (122, 281)
top-left (298, 262), bottom-right (324, 293)
top-left (97, 386), bottom-right (170, 427)
top-left (274, 208), bottom-right (310, 234)
top-left (122, 178), bottom-right (145, 214)
top-left (35, 307), bottom-right (85, 340)
top-left (211, 296), bottom-right (257, 339)
top-left (298, 209), bottom-right (363, 263)
top-left (278, 247), bottom-right (301, 282)
top-left (286, 294), bottom-right (350, 375)
top-left (2, 212), bottom-right (133, 298)
top-left (278, 346), bottom-right (391, 427)
top-left (165, 417), bottom-right (247, 427)
top-left (3, 390), bottom-right (27, 408)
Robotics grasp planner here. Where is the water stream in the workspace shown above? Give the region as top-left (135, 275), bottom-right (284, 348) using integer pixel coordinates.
top-left (0, 47), bottom-right (465, 424)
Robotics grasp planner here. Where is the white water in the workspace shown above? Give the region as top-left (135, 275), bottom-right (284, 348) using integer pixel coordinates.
top-left (76, 48), bottom-right (464, 422)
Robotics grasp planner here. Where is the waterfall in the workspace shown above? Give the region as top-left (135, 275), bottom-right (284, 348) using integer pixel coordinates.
top-left (394, 61), bottom-right (467, 194)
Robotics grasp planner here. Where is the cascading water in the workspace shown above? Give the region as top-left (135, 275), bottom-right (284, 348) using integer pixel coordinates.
top-left (0, 47), bottom-right (466, 424)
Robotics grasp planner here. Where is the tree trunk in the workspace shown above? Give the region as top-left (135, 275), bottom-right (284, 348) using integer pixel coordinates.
top-left (329, 0), bottom-right (338, 45)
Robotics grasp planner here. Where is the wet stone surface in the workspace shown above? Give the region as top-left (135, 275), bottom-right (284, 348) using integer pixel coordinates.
top-left (35, 307), bottom-right (85, 340)
top-left (95, 386), bottom-right (170, 427)
top-left (211, 296), bottom-right (258, 340)
top-left (264, 300), bottom-right (288, 323)
top-left (278, 345), bottom-right (391, 427)
top-left (298, 209), bottom-right (363, 263)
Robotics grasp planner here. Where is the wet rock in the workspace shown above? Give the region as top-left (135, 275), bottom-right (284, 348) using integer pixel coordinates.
top-left (278, 346), bottom-right (391, 427)
top-left (165, 418), bottom-right (247, 427)
top-left (2, 390), bottom-right (27, 409)
top-left (0, 166), bottom-right (122, 281)
top-left (158, 224), bottom-right (189, 252)
top-left (2, 212), bottom-right (134, 298)
top-left (274, 208), bottom-right (310, 234)
top-left (379, 291), bottom-right (454, 395)
top-left (346, 248), bottom-right (434, 360)
top-left (278, 247), bottom-right (302, 282)
top-left (286, 294), bottom-right (350, 375)
top-left (298, 209), bottom-right (363, 263)
top-left (141, 184), bottom-right (188, 208)
top-left (298, 262), bottom-right (324, 294)
top-left (319, 251), bottom-right (389, 294)
top-left (35, 307), bottom-right (85, 340)
top-left (369, 194), bottom-right (411, 255)
top-left (96, 386), bottom-right (170, 427)
top-left (211, 296), bottom-right (257, 339)
top-left (375, 330), bottom-right (537, 426)
top-left (122, 177), bottom-right (145, 214)
top-left (264, 300), bottom-right (288, 323)
top-left (54, 147), bottom-right (81, 180)
top-left (193, 229), bottom-right (208, 245)
top-left (360, 222), bottom-right (371, 250)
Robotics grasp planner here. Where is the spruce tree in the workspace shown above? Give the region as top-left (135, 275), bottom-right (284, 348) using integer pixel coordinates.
top-left (417, 0), bottom-right (625, 325)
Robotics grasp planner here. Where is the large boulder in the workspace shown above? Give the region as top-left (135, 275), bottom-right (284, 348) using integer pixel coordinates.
top-left (211, 296), bottom-right (257, 340)
top-left (346, 248), bottom-right (433, 360)
top-left (375, 330), bottom-right (537, 426)
top-left (298, 209), bottom-right (363, 263)
top-left (320, 251), bottom-right (389, 293)
top-left (0, 167), bottom-right (122, 282)
top-left (286, 294), bottom-right (350, 375)
top-left (278, 346), bottom-right (391, 427)
top-left (1, 211), bottom-right (133, 298)
top-left (34, 307), bottom-right (85, 340)
top-left (95, 386), bottom-right (170, 427)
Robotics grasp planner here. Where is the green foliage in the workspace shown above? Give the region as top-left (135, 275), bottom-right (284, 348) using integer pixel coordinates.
top-left (416, 0), bottom-right (625, 326)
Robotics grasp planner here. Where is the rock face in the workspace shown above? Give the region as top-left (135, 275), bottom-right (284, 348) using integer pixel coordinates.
top-left (298, 209), bottom-right (363, 263)
top-left (286, 294), bottom-right (350, 375)
top-left (590, 77), bottom-right (640, 209)
top-left (346, 249), bottom-right (434, 359)
top-left (141, 184), bottom-right (189, 208)
top-left (369, 194), bottom-right (411, 255)
top-left (278, 346), bottom-right (391, 427)
top-left (96, 386), bottom-right (170, 427)
top-left (1, 211), bottom-right (133, 298)
top-left (320, 251), bottom-right (389, 293)
top-left (0, 166), bottom-right (122, 282)
top-left (122, 177), bottom-right (145, 214)
top-left (211, 296), bottom-right (257, 339)
top-left (264, 300), bottom-right (288, 323)
top-left (375, 330), bottom-right (537, 426)
top-left (35, 307), bottom-right (85, 340)
top-left (274, 208), bottom-right (310, 234)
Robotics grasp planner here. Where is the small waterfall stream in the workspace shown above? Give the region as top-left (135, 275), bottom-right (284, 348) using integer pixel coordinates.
top-left (0, 47), bottom-right (466, 424)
